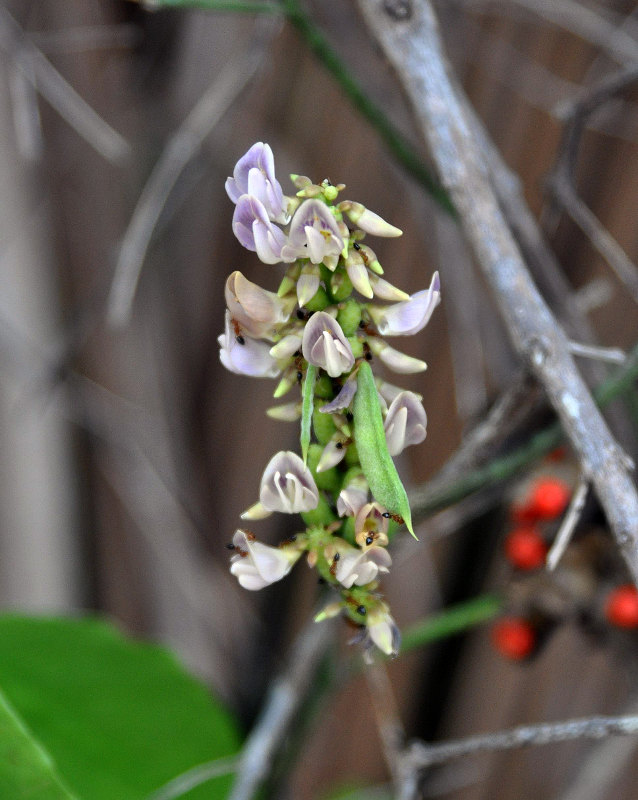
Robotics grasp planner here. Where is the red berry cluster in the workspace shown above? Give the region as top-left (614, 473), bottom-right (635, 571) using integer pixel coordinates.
top-left (605, 585), bottom-right (638, 629)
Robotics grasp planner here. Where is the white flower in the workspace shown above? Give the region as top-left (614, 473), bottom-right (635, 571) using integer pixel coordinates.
top-left (384, 391), bottom-right (427, 456)
top-left (355, 502), bottom-right (390, 548)
top-left (232, 195), bottom-right (287, 264)
top-left (333, 544), bottom-right (392, 589)
top-left (225, 142), bottom-right (289, 223)
top-left (281, 199), bottom-right (345, 268)
top-left (229, 529), bottom-right (301, 590)
top-left (218, 311), bottom-right (280, 377)
top-left (259, 451), bottom-right (319, 513)
top-left (302, 311), bottom-right (354, 378)
top-left (225, 271), bottom-right (293, 338)
top-left (368, 272), bottom-right (440, 336)
top-left (337, 472), bottom-right (368, 517)
top-left (316, 438), bottom-right (348, 472)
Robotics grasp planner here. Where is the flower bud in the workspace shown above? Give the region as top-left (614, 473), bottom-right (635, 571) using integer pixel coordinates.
top-left (367, 338), bottom-right (427, 374)
top-left (366, 601), bottom-right (401, 656)
top-left (339, 201), bottom-right (402, 237)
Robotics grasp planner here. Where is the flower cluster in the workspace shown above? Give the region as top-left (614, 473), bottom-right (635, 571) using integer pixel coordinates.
top-left (221, 142), bottom-right (440, 657)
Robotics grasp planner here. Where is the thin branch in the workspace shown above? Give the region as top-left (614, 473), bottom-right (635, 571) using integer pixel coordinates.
top-left (568, 341), bottom-right (627, 364)
top-left (546, 477), bottom-right (589, 571)
top-left (146, 756), bottom-right (237, 800)
top-left (358, 0), bottom-right (638, 584)
top-left (227, 615), bottom-right (336, 800)
top-left (106, 15), bottom-right (280, 327)
top-left (365, 664), bottom-right (406, 790)
top-left (0, 8), bottom-right (130, 164)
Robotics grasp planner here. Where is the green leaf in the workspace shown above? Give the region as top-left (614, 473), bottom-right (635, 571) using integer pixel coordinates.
top-left (353, 361), bottom-right (415, 537)
top-left (0, 688), bottom-right (78, 799)
top-left (301, 363), bottom-right (317, 464)
top-left (0, 615), bottom-right (240, 799)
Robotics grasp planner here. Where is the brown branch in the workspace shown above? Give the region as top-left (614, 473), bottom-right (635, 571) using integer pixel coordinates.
top-left (358, 0), bottom-right (638, 582)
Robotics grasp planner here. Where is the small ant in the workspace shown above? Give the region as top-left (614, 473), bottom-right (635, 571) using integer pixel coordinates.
top-left (382, 511), bottom-right (405, 524)
top-left (329, 552), bottom-right (341, 577)
top-left (231, 318), bottom-right (245, 345)
top-left (227, 544), bottom-right (248, 558)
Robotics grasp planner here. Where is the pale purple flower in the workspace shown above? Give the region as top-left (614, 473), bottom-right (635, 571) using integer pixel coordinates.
top-left (229, 529), bottom-right (301, 590)
top-left (333, 544), bottom-right (392, 589)
top-left (367, 338), bottom-right (427, 374)
top-left (302, 311), bottom-right (354, 378)
top-left (366, 602), bottom-right (401, 656)
top-left (281, 199), bottom-right (344, 268)
top-left (384, 391), bottom-right (427, 456)
top-left (259, 451), bottom-right (319, 514)
top-left (368, 272), bottom-right (441, 336)
top-left (218, 311), bottom-right (280, 377)
top-left (319, 373), bottom-right (358, 413)
top-left (225, 142), bottom-right (288, 223)
top-left (225, 271), bottom-right (293, 338)
top-left (232, 195), bottom-right (287, 264)
top-left (339, 201), bottom-right (402, 237)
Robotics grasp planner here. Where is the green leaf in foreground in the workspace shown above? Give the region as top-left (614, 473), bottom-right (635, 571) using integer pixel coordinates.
top-left (0, 615), bottom-right (240, 800)
top-left (0, 688), bottom-right (78, 799)
top-left (353, 361), bottom-right (415, 537)
top-left (301, 362), bottom-right (317, 464)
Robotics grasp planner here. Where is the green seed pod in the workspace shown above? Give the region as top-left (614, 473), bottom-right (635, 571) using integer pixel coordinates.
top-left (353, 361), bottom-right (415, 537)
top-left (301, 493), bottom-right (337, 527)
top-left (301, 363), bottom-right (316, 464)
top-left (348, 336), bottom-right (364, 359)
top-left (337, 299), bottom-right (362, 336)
top-left (304, 286), bottom-right (331, 312)
top-left (312, 406), bottom-right (337, 445)
top-left (314, 374), bottom-right (334, 400)
top-left (330, 269), bottom-right (353, 302)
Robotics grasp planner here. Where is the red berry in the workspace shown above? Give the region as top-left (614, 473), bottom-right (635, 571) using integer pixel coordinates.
top-left (491, 617), bottom-right (536, 660)
top-left (510, 501), bottom-right (538, 525)
top-left (504, 526), bottom-right (547, 570)
top-left (605, 585), bottom-right (638, 629)
top-left (527, 478), bottom-right (571, 520)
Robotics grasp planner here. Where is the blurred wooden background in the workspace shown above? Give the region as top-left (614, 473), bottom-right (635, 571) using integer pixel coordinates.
top-left (1, 1), bottom-right (638, 798)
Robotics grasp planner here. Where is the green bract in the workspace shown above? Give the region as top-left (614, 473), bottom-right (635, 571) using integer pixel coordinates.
top-left (301, 363), bottom-right (317, 464)
top-left (353, 361), bottom-right (415, 538)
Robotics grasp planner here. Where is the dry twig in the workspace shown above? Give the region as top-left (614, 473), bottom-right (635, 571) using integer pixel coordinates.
top-left (358, 0), bottom-right (638, 582)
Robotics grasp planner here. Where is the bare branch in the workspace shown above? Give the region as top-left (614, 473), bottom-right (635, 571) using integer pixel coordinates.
top-left (365, 663), bottom-right (406, 791)
top-left (403, 713), bottom-right (638, 771)
top-left (0, 8), bottom-right (130, 164)
top-left (358, 0), bottom-right (638, 583)
top-left (227, 616), bottom-right (336, 800)
top-left (546, 477), bottom-right (589, 570)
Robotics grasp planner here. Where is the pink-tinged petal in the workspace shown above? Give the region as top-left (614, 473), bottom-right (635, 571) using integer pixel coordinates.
top-left (316, 439), bottom-right (347, 472)
top-left (259, 451), bottom-right (319, 513)
top-left (369, 272), bottom-right (441, 336)
top-left (319, 374), bottom-right (358, 413)
top-left (225, 271), bottom-right (293, 338)
top-left (384, 391), bottom-right (427, 456)
top-left (339, 201), bottom-right (402, 237)
top-left (218, 312), bottom-right (280, 377)
top-left (302, 311), bottom-right (354, 378)
top-left (297, 264), bottom-right (320, 307)
top-left (337, 472), bottom-right (368, 517)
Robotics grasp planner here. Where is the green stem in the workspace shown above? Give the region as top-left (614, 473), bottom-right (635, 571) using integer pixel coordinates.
top-left (400, 594), bottom-right (502, 654)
